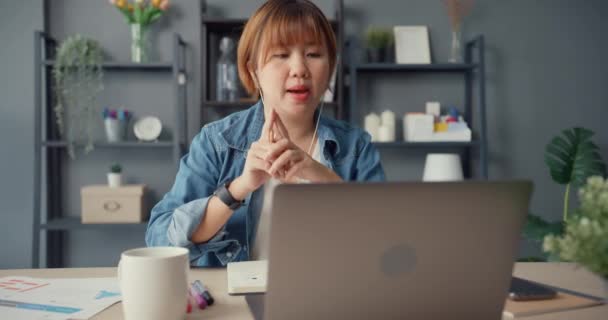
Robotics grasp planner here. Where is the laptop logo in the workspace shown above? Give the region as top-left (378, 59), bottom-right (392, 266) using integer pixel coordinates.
top-left (380, 244), bottom-right (417, 277)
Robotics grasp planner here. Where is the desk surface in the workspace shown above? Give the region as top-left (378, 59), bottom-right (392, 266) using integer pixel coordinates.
top-left (0, 263), bottom-right (606, 319)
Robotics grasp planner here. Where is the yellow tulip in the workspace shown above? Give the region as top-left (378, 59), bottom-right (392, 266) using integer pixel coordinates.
top-left (116, 0), bottom-right (126, 9)
top-left (151, 0), bottom-right (162, 7)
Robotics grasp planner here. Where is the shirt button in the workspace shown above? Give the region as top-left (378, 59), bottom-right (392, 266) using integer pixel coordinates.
top-left (226, 252), bottom-right (233, 258)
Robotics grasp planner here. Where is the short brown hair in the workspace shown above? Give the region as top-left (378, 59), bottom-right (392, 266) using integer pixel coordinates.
top-left (237, 0), bottom-right (337, 96)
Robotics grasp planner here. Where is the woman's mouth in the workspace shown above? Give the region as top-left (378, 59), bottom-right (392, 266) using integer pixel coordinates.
top-left (286, 85), bottom-right (310, 102)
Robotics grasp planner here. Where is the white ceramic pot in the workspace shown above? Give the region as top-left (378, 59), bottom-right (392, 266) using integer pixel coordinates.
top-left (107, 173), bottom-right (122, 187)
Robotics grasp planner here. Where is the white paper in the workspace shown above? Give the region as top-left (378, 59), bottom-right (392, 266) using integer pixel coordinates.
top-left (0, 276), bottom-right (121, 320)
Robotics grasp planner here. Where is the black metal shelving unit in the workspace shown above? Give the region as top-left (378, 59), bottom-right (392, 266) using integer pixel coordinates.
top-left (32, 31), bottom-right (188, 268)
top-left (200, 0), bottom-right (346, 122)
top-left (349, 35), bottom-right (488, 179)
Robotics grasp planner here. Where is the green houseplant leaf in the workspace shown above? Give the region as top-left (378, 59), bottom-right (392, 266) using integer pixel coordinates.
top-left (521, 127), bottom-right (606, 262)
top-left (545, 127), bottom-right (606, 220)
top-left (522, 213), bottom-right (564, 242)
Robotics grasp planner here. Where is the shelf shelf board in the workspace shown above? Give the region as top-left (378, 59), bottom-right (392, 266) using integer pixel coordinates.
top-left (202, 100), bottom-right (338, 109)
top-left (373, 141), bottom-right (478, 148)
top-left (43, 60), bottom-right (173, 71)
top-left (42, 141), bottom-right (178, 148)
top-left (355, 63), bottom-right (476, 73)
top-left (39, 217), bottom-right (147, 231)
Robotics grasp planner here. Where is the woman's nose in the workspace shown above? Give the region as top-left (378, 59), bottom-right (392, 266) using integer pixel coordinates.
top-left (289, 54), bottom-right (310, 78)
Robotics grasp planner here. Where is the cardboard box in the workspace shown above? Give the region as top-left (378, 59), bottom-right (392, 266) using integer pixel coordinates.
top-left (81, 185), bottom-right (147, 224)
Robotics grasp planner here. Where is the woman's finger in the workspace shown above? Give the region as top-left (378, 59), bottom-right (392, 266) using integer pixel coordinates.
top-left (262, 109), bottom-right (279, 143)
top-left (264, 139), bottom-right (292, 162)
top-left (268, 150), bottom-right (301, 175)
top-left (249, 156), bottom-right (272, 172)
top-left (273, 112), bottom-right (290, 140)
top-left (248, 142), bottom-right (270, 161)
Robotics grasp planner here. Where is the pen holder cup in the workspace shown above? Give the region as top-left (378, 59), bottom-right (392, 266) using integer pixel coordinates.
top-left (105, 118), bottom-right (128, 142)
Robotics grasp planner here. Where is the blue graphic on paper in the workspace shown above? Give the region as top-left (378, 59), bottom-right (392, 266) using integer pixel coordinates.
top-left (94, 290), bottom-right (120, 300)
top-left (0, 299), bottom-right (82, 314)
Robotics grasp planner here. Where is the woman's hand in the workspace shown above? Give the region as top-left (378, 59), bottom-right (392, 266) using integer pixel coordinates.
top-left (264, 114), bottom-right (342, 183)
top-left (231, 112), bottom-right (280, 196)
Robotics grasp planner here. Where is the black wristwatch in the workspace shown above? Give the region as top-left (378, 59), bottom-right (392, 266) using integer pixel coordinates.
top-left (213, 180), bottom-right (244, 210)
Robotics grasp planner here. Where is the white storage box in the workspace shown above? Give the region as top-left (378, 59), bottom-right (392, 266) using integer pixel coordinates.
top-left (81, 185), bottom-right (147, 224)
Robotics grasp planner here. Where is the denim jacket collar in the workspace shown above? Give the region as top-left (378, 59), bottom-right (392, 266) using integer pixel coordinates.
top-left (219, 101), bottom-right (341, 158)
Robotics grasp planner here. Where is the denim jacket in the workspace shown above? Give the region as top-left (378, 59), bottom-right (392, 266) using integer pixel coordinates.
top-left (145, 101), bottom-right (385, 267)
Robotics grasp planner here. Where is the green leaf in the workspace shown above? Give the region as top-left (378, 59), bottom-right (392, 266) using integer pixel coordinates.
top-left (522, 214), bottom-right (564, 242)
top-left (134, 5), bottom-right (143, 24)
top-left (545, 127), bottom-right (606, 186)
top-left (149, 11), bottom-right (163, 23)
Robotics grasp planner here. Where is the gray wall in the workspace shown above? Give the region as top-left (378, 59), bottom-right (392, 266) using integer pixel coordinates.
top-left (0, 0), bottom-right (44, 268)
top-left (1, 0), bottom-right (607, 268)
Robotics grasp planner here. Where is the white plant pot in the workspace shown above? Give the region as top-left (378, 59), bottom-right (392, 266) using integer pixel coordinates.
top-left (107, 173), bottom-right (122, 188)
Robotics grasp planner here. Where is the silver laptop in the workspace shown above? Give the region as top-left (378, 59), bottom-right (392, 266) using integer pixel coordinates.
top-left (247, 181), bottom-right (532, 320)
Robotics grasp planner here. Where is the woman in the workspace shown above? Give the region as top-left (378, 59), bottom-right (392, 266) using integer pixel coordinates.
top-left (145, 0), bottom-right (385, 267)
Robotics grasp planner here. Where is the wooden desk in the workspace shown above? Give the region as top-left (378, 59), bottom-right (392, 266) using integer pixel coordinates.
top-left (0, 263), bottom-right (605, 319)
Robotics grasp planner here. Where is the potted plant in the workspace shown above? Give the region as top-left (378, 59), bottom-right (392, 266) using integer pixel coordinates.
top-left (365, 27), bottom-right (393, 63)
top-left (109, 0), bottom-right (171, 63)
top-left (543, 176), bottom-right (608, 292)
top-left (53, 35), bottom-right (104, 158)
top-left (108, 163), bottom-right (123, 187)
top-left (523, 127), bottom-right (606, 260)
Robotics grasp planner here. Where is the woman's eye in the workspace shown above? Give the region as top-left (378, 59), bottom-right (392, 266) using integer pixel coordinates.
top-left (307, 52), bottom-right (322, 58)
top-left (273, 53), bottom-right (289, 58)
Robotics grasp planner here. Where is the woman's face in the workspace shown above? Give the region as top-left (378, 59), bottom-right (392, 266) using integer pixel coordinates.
top-left (255, 41), bottom-right (330, 120)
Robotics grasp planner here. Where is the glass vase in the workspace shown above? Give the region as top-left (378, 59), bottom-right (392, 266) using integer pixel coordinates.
top-left (131, 23), bottom-right (149, 63)
top-left (448, 29), bottom-right (463, 63)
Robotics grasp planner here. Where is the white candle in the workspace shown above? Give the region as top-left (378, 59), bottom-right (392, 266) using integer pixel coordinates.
top-left (381, 110), bottom-right (395, 129)
top-left (364, 113), bottom-right (381, 141)
top-left (378, 125), bottom-right (395, 142)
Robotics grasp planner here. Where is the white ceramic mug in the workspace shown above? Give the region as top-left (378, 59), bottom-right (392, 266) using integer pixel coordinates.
top-left (118, 247), bottom-right (189, 320)
top-left (422, 153), bottom-right (464, 181)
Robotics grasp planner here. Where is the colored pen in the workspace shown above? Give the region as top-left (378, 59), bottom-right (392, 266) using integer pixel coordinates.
top-left (189, 285), bottom-right (207, 309)
top-left (192, 280), bottom-right (215, 306)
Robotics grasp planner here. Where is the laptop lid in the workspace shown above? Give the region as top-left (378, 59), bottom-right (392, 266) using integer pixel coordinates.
top-left (263, 181), bottom-right (532, 320)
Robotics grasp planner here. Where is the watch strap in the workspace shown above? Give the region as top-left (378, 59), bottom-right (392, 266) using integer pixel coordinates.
top-left (213, 180), bottom-right (243, 210)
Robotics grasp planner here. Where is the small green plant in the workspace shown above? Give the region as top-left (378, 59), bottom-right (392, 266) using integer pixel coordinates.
top-left (110, 163), bottom-right (122, 174)
top-left (544, 176), bottom-right (608, 278)
top-left (364, 27), bottom-right (393, 49)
